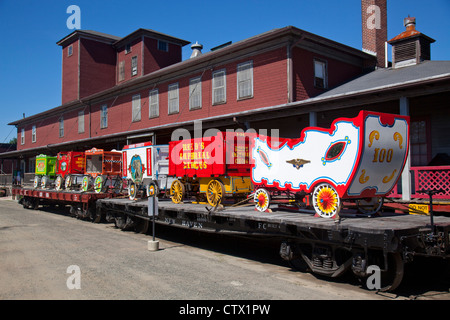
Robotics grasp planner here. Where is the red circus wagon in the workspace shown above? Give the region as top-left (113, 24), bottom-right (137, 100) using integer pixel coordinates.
top-left (81, 148), bottom-right (123, 193)
top-left (168, 132), bottom-right (254, 206)
top-left (54, 151), bottom-right (85, 191)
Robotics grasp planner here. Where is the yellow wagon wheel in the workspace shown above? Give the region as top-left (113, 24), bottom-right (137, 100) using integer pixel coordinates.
top-left (312, 183), bottom-right (341, 218)
top-left (206, 179), bottom-right (225, 207)
top-left (170, 179), bottom-right (185, 204)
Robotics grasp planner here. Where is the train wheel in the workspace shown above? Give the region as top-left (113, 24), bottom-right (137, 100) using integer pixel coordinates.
top-left (356, 197), bottom-right (384, 216)
top-left (254, 188), bottom-right (270, 212)
top-left (146, 182), bottom-right (158, 197)
top-left (33, 176), bottom-right (41, 189)
top-left (358, 252), bottom-right (404, 292)
top-left (81, 176), bottom-right (90, 192)
top-left (128, 181), bottom-right (138, 200)
top-left (206, 179), bottom-right (225, 207)
top-left (64, 175), bottom-right (72, 190)
top-left (312, 183), bottom-right (341, 218)
top-left (94, 176), bottom-right (104, 193)
top-left (170, 180), bottom-right (185, 204)
top-left (55, 175), bottom-right (64, 191)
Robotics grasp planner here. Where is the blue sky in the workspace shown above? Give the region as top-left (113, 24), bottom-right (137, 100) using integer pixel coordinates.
top-left (0, 0), bottom-right (449, 144)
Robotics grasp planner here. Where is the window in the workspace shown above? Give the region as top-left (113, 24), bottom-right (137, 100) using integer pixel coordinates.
top-left (158, 40), bottom-right (168, 52)
top-left (31, 125), bottom-right (36, 143)
top-left (59, 117), bottom-right (64, 137)
top-left (118, 61), bottom-right (125, 82)
top-left (237, 61), bottom-right (253, 99)
top-left (149, 89), bottom-right (159, 118)
top-left (68, 45), bottom-right (73, 57)
top-left (21, 128), bottom-right (24, 145)
top-left (411, 118), bottom-right (431, 166)
top-left (131, 56), bottom-right (138, 76)
top-left (100, 105), bottom-right (108, 128)
top-left (314, 59), bottom-right (327, 89)
top-left (212, 70), bottom-right (226, 105)
top-left (132, 94), bottom-right (141, 122)
top-left (78, 110), bottom-right (84, 133)
top-left (168, 83), bottom-right (179, 114)
top-left (189, 77), bottom-right (202, 110)
top-left (125, 44), bottom-right (131, 54)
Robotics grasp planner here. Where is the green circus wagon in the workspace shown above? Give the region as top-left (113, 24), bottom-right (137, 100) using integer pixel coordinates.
top-left (34, 154), bottom-right (57, 188)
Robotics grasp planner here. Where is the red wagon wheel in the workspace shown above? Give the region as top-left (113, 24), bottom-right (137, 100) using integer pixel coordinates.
top-left (312, 183), bottom-right (341, 218)
top-left (254, 188), bottom-right (270, 212)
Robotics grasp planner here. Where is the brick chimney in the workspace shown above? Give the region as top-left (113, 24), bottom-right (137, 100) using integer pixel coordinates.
top-left (361, 0), bottom-right (388, 68)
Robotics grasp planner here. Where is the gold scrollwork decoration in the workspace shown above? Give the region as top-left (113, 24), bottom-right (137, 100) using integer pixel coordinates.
top-left (368, 130), bottom-right (380, 147)
top-left (359, 169), bottom-right (369, 184)
top-left (382, 169), bottom-right (397, 183)
top-left (394, 132), bottom-right (403, 149)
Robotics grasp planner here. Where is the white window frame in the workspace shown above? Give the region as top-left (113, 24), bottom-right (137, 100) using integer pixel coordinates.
top-left (21, 128), bottom-right (25, 145)
top-left (168, 83), bottom-right (179, 114)
top-left (237, 61), bottom-right (253, 100)
top-left (125, 44), bottom-right (131, 54)
top-left (149, 89), bottom-right (159, 118)
top-left (189, 77), bottom-right (202, 110)
top-left (68, 45), bottom-right (73, 57)
top-left (131, 56), bottom-right (138, 76)
top-left (314, 59), bottom-right (327, 89)
top-left (59, 116), bottom-right (64, 137)
top-left (100, 105), bottom-right (108, 128)
top-left (212, 69), bottom-right (226, 105)
top-left (31, 125), bottom-right (36, 143)
top-left (78, 110), bottom-right (85, 133)
top-left (132, 94), bottom-right (141, 122)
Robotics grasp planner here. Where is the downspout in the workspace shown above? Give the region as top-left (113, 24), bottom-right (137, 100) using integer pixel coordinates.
top-left (288, 36), bottom-right (304, 103)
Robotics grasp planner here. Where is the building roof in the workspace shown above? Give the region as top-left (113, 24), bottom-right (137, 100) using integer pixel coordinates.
top-left (113, 28), bottom-right (190, 48)
top-left (56, 30), bottom-right (121, 46)
top-left (311, 60), bottom-right (450, 101)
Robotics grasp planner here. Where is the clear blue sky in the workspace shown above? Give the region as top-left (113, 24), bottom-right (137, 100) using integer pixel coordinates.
top-left (0, 0), bottom-right (449, 144)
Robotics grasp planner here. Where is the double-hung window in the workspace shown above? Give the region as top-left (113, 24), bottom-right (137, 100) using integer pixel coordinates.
top-left (31, 125), bottom-right (36, 143)
top-left (59, 117), bottom-right (64, 137)
top-left (149, 89), bottom-right (159, 118)
top-left (100, 105), bottom-right (108, 128)
top-left (314, 59), bottom-right (327, 89)
top-left (132, 95), bottom-right (141, 122)
top-left (131, 56), bottom-right (138, 76)
top-left (237, 61), bottom-right (253, 100)
top-left (21, 128), bottom-right (25, 145)
top-left (78, 110), bottom-right (85, 133)
top-left (168, 83), bottom-right (179, 114)
top-left (189, 77), bottom-right (202, 110)
top-left (212, 70), bottom-right (226, 105)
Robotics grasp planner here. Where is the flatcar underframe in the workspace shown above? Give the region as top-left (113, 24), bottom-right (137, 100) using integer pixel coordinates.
top-left (12, 187), bottom-right (450, 292)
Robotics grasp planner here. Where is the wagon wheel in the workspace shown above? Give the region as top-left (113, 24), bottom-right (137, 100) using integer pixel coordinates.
top-left (81, 176), bottom-right (90, 192)
top-left (40, 176), bottom-right (49, 189)
top-left (170, 179), bottom-right (185, 204)
top-left (128, 181), bottom-right (138, 200)
top-left (312, 183), bottom-right (341, 218)
top-left (64, 175), bottom-right (72, 190)
top-left (93, 176), bottom-right (104, 194)
top-left (146, 182), bottom-right (158, 197)
top-left (355, 197), bottom-right (384, 216)
top-left (55, 175), bottom-right (64, 191)
top-left (206, 179), bottom-right (225, 207)
top-left (254, 188), bottom-right (271, 212)
top-left (33, 176), bottom-right (41, 189)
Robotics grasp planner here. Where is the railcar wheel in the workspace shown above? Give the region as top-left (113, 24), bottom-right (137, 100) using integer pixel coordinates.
top-left (94, 176), bottom-right (104, 193)
top-left (134, 218), bottom-right (149, 234)
top-left (355, 197), bottom-right (384, 215)
top-left (359, 252), bottom-right (404, 292)
top-left (64, 175), bottom-right (72, 190)
top-left (33, 176), bottom-right (41, 189)
top-left (146, 182), bottom-right (158, 197)
top-left (254, 188), bottom-right (270, 212)
top-left (312, 183), bottom-right (341, 218)
top-left (81, 176), bottom-right (90, 192)
top-left (128, 181), bottom-right (138, 200)
top-left (55, 175), bottom-right (64, 191)
top-left (206, 179), bottom-right (225, 207)
top-left (170, 180), bottom-right (185, 204)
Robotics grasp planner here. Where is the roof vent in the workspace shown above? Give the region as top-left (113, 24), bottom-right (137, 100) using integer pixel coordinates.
top-left (190, 42), bottom-right (203, 58)
top-left (388, 17), bottom-right (435, 68)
